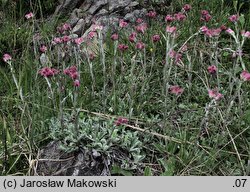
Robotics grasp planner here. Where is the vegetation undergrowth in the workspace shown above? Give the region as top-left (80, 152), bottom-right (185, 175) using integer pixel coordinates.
top-left (0, 0), bottom-right (250, 176)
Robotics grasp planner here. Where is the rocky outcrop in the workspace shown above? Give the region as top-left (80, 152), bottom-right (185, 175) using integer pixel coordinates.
top-left (54, 0), bottom-right (146, 37)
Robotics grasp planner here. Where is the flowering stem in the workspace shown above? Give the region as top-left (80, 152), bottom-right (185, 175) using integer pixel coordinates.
top-left (73, 88), bottom-right (79, 136)
top-left (112, 41), bottom-right (118, 111)
top-left (44, 77), bottom-right (55, 107)
top-left (84, 48), bottom-right (95, 95)
top-left (214, 39), bottom-right (220, 89)
top-left (163, 33), bottom-right (174, 127)
top-left (149, 44), bottom-right (155, 77)
top-left (98, 30), bottom-right (107, 111)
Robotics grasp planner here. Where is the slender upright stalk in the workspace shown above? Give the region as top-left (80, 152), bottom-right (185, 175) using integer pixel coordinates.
top-left (98, 29), bottom-right (107, 111)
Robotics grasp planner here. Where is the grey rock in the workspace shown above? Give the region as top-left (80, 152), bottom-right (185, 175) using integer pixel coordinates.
top-left (124, 8), bottom-right (147, 22)
top-left (72, 19), bottom-right (85, 35)
top-left (96, 9), bottom-right (109, 17)
top-left (108, 0), bottom-right (132, 12)
top-left (71, 8), bottom-right (84, 19)
top-left (79, 0), bottom-right (94, 12)
top-left (68, 17), bottom-right (79, 26)
top-left (88, 0), bottom-right (108, 15)
top-left (55, 0), bottom-right (82, 15)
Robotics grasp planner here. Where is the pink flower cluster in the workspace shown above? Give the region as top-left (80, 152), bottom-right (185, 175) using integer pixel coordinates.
top-left (241, 31), bottom-right (250, 38)
top-left (135, 23), bottom-right (147, 34)
top-left (207, 65), bottom-right (217, 74)
top-left (25, 12), bottom-right (34, 19)
top-left (169, 50), bottom-right (182, 63)
top-left (74, 37), bottom-right (84, 45)
top-left (64, 66), bottom-right (80, 87)
top-left (147, 11), bottom-right (157, 18)
top-left (111, 33), bottom-right (119, 41)
top-left (129, 32), bottom-right (137, 43)
top-left (152, 34), bottom-right (160, 42)
top-left (200, 10), bottom-right (212, 22)
top-left (40, 45), bottom-right (47, 53)
top-left (183, 4), bottom-right (192, 12)
top-left (165, 12), bottom-right (186, 23)
top-left (118, 44), bottom-right (129, 52)
top-left (64, 66), bottom-right (79, 80)
top-left (166, 26), bottom-right (177, 34)
top-left (39, 67), bottom-right (59, 77)
top-left (136, 41), bottom-right (145, 50)
top-left (200, 26), bottom-right (221, 37)
top-left (229, 14), bottom-right (238, 23)
top-left (3, 53), bottom-right (12, 62)
top-left (52, 37), bottom-right (63, 45)
top-left (165, 14), bottom-right (175, 22)
top-left (174, 12), bottom-right (186, 21)
top-left (240, 70), bottom-right (250, 81)
top-left (115, 117), bottom-right (128, 126)
top-left (119, 19), bottom-right (128, 28)
top-left (136, 18), bottom-right (143, 24)
top-left (88, 31), bottom-right (97, 39)
top-left (169, 85), bottom-right (184, 96)
top-left (226, 28), bottom-right (235, 35)
top-left (57, 23), bottom-right (71, 34)
top-left (208, 89), bottom-right (223, 100)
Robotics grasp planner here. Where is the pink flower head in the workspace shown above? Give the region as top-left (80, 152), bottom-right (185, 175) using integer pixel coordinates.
top-left (62, 35), bottom-right (71, 42)
top-left (73, 80), bottom-right (80, 87)
top-left (201, 10), bottom-right (209, 16)
top-left (240, 70), bottom-right (250, 81)
top-left (241, 31), bottom-right (250, 38)
top-left (180, 44), bottom-right (188, 52)
top-left (204, 28), bottom-right (221, 37)
top-left (3, 53), bottom-right (11, 62)
top-left (111, 33), bottom-right (119, 41)
top-left (64, 66), bottom-right (78, 80)
top-left (62, 23), bottom-right (71, 31)
top-left (129, 32), bottom-right (137, 43)
top-left (174, 53), bottom-right (182, 63)
top-left (226, 28), bottom-right (235, 35)
top-left (88, 31), bottom-right (97, 39)
top-left (200, 14), bottom-right (212, 22)
top-left (165, 14), bottom-right (175, 22)
top-left (200, 26), bottom-right (208, 33)
top-left (136, 41), bottom-right (145, 50)
top-left (135, 23), bottom-right (147, 34)
top-left (118, 44), bottom-right (129, 52)
top-left (207, 65), bottom-right (217, 74)
top-left (25, 12), bottom-right (34, 19)
top-left (220, 25), bottom-right (227, 31)
top-left (136, 18), bottom-right (143, 23)
top-left (208, 89), bottom-right (223, 100)
top-left (183, 4), bottom-right (192, 12)
top-left (74, 37), bottom-right (84, 45)
top-left (119, 19), bottom-right (128, 28)
top-left (168, 50), bottom-right (182, 63)
top-left (169, 49), bottom-right (176, 58)
top-left (40, 45), bottom-right (47, 53)
top-left (229, 14), bottom-right (239, 23)
top-left (152, 34), bottom-right (160, 42)
top-left (166, 25), bottom-right (177, 34)
top-left (93, 24), bottom-right (103, 31)
top-left (52, 37), bottom-right (62, 45)
top-left (169, 85), bottom-right (184, 96)
top-left (39, 67), bottom-right (59, 77)
top-left (147, 11), bottom-right (157, 18)
top-left (115, 117), bottom-right (128, 126)
top-left (174, 12), bottom-right (186, 21)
